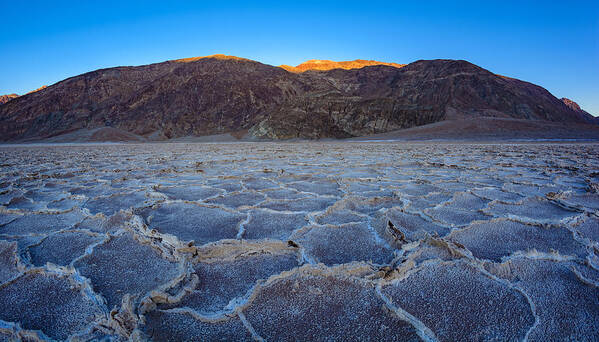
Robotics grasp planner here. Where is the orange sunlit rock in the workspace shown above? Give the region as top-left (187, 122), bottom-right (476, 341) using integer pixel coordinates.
top-left (173, 54), bottom-right (251, 63)
top-left (0, 93), bottom-right (19, 105)
top-left (279, 59), bottom-right (405, 72)
top-left (26, 85), bottom-right (47, 95)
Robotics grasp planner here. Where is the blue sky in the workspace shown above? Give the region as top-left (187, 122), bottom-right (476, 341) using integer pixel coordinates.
top-left (1, 1), bottom-right (598, 115)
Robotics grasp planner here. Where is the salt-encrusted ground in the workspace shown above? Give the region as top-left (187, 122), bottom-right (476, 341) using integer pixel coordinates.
top-left (0, 142), bottom-right (598, 341)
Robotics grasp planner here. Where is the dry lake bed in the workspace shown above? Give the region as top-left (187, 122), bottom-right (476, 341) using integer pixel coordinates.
top-left (0, 142), bottom-right (598, 341)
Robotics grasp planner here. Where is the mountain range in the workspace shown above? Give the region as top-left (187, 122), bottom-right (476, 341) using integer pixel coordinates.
top-left (0, 54), bottom-right (597, 142)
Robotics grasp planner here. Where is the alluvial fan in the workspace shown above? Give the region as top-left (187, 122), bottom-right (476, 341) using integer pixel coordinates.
top-left (0, 141), bottom-right (598, 341)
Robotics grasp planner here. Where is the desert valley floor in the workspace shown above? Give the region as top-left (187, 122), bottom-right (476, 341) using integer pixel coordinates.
top-left (0, 142), bottom-right (598, 341)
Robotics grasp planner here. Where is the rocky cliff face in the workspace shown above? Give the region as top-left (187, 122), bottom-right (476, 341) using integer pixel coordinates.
top-left (0, 55), bottom-right (596, 141)
top-left (253, 60), bottom-right (598, 138)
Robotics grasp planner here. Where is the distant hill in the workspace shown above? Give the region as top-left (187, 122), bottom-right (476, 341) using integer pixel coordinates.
top-left (561, 98), bottom-right (598, 123)
top-left (0, 94), bottom-right (18, 105)
top-left (0, 55), bottom-right (597, 141)
top-left (0, 86), bottom-right (47, 106)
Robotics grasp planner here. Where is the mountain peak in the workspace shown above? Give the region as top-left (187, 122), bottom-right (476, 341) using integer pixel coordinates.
top-left (561, 98), bottom-right (583, 112)
top-left (280, 59), bottom-right (405, 72)
top-left (560, 98), bottom-right (598, 123)
top-left (172, 54), bottom-right (251, 63)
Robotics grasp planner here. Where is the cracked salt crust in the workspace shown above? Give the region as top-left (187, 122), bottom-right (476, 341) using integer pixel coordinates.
top-left (0, 142), bottom-right (598, 340)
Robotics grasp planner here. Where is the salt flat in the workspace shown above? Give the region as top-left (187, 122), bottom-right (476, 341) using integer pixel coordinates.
top-left (0, 142), bottom-right (598, 341)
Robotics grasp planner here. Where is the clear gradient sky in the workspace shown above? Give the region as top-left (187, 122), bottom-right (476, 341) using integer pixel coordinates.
top-left (1, 1), bottom-right (598, 115)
